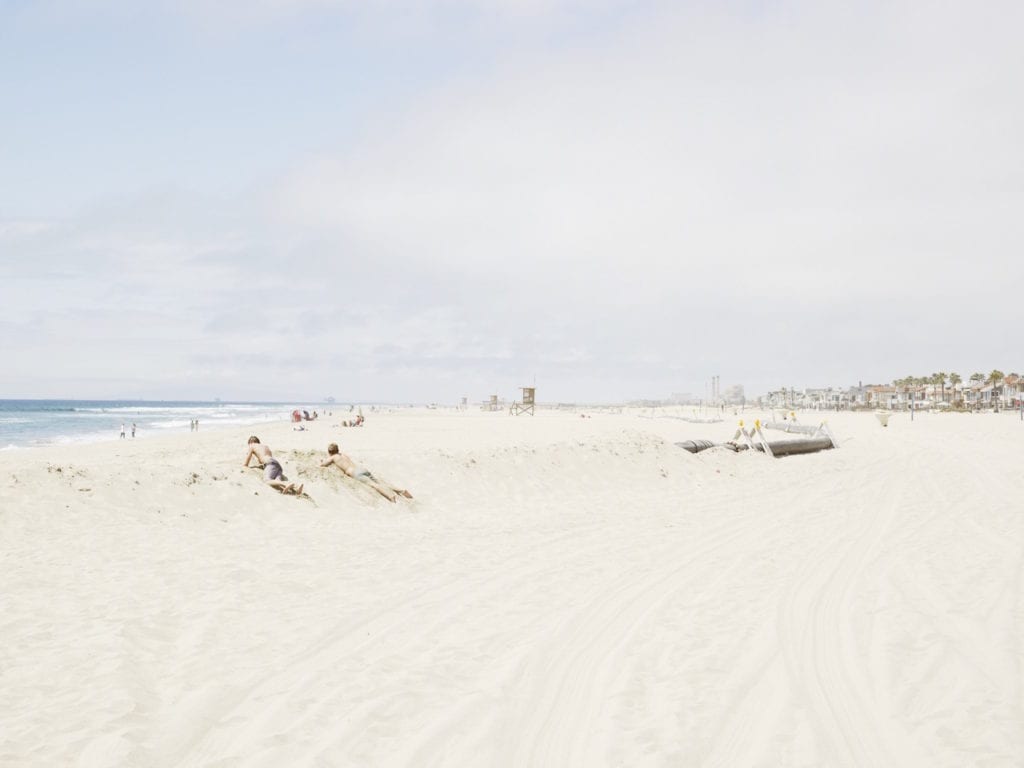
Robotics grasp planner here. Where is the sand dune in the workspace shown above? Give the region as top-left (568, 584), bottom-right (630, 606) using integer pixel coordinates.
top-left (1, 410), bottom-right (1022, 766)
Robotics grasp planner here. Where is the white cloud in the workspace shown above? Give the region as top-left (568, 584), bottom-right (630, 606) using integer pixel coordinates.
top-left (279, 1), bottom-right (1024, 278)
top-left (3, 1), bottom-right (1023, 400)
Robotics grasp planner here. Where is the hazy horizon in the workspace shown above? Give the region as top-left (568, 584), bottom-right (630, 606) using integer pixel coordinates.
top-left (3, 1), bottom-right (1022, 403)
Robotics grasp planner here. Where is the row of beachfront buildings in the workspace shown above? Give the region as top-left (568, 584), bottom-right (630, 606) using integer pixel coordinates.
top-left (760, 375), bottom-right (1024, 410)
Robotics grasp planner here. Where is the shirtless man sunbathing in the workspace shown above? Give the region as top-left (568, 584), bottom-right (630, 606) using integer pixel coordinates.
top-left (243, 436), bottom-right (303, 495)
top-left (320, 443), bottom-right (412, 502)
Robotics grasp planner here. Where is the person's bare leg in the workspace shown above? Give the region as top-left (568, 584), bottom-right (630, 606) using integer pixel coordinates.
top-left (380, 481), bottom-right (412, 499)
top-left (266, 480), bottom-right (289, 493)
top-left (375, 480), bottom-right (411, 499)
top-left (367, 481), bottom-right (397, 502)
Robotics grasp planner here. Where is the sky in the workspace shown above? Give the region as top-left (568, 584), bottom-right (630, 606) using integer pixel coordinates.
top-left (1, 0), bottom-right (1022, 403)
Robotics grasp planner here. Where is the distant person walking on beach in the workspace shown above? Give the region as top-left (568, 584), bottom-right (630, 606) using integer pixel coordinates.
top-left (320, 443), bottom-right (412, 502)
top-left (120, 423), bottom-right (126, 439)
top-left (243, 436), bottom-right (303, 495)
top-left (131, 422), bottom-right (136, 438)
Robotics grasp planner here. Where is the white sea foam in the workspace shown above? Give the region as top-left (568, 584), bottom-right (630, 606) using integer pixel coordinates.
top-left (50, 430), bottom-right (120, 446)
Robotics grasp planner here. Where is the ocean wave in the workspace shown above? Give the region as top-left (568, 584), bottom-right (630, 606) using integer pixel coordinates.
top-left (0, 407), bottom-right (76, 414)
top-left (0, 443), bottom-right (19, 451)
top-left (73, 406), bottom-right (283, 418)
top-left (74, 406), bottom-right (225, 414)
top-left (152, 415), bottom-right (285, 428)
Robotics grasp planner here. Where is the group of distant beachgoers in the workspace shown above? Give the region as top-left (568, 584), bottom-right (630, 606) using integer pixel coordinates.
top-left (243, 430), bottom-right (412, 503)
top-left (292, 409), bottom-right (364, 430)
top-left (119, 418), bottom-right (203, 439)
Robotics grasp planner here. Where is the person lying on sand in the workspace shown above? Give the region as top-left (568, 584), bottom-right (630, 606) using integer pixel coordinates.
top-left (340, 414), bottom-right (364, 427)
top-left (320, 443), bottom-right (412, 503)
top-left (243, 436), bottom-right (303, 495)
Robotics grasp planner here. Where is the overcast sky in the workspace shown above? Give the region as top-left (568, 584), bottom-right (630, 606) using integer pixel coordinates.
top-left (1, 1), bottom-right (1021, 403)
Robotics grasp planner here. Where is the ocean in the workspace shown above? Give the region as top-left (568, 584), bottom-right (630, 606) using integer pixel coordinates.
top-left (0, 400), bottom-right (327, 450)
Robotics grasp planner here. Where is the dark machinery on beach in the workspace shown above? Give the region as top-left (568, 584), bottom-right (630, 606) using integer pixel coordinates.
top-left (677, 418), bottom-right (838, 458)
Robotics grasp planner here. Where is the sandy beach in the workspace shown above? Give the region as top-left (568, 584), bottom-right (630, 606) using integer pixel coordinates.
top-left (2, 409), bottom-right (1022, 766)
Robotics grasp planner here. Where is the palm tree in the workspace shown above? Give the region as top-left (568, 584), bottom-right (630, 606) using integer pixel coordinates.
top-left (988, 370), bottom-right (1006, 410)
top-left (949, 372), bottom-right (962, 403)
top-left (935, 371), bottom-right (948, 402)
top-left (900, 376), bottom-right (919, 409)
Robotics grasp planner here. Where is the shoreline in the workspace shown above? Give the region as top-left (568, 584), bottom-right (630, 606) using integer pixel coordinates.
top-left (0, 400), bottom-right (342, 452)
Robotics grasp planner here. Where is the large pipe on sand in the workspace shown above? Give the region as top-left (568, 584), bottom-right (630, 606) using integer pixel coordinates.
top-left (677, 436), bottom-right (834, 457)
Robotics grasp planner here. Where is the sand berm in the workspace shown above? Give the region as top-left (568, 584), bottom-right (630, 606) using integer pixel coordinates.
top-left (2, 409), bottom-right (1022, 766)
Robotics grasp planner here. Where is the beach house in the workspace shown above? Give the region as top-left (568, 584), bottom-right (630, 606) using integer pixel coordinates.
top-left (1001, 374), bottom-right (1021, 408)
top-left (846, 384), bottom-right (871, 408)
top-left (867, 386), bottom-right (898, 409)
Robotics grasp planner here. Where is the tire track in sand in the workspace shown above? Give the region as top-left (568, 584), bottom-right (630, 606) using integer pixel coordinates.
top-left (486, 508), bottom-right (774, 768)
top-left (173, 491), bottom-right (745, 767)
top-left (776, 450), bottom-right (932, 766)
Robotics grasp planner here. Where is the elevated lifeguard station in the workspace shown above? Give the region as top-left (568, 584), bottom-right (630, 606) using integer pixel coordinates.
top-left (483, 395), bottom-right (501, 412)
top-left (512, 387), bottom-right (535, 416)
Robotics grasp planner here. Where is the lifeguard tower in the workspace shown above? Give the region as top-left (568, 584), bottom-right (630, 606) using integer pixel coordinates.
top-left (512, 387), bottom-right (535, 416)
top-left (483, 395), bottom-right (501, 412)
